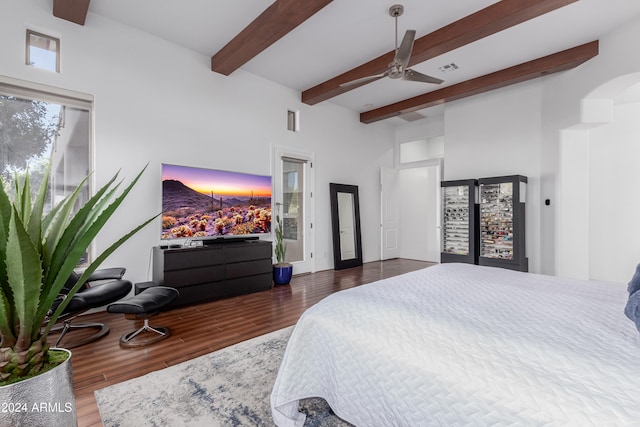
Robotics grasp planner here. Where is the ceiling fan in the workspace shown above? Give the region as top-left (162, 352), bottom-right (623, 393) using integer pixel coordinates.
top-left (341, 4), bottom-right (444, 88)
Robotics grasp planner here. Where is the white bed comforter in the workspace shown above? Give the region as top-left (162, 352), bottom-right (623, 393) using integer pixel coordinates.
top-left (270, 263), bottom-right (640, 426)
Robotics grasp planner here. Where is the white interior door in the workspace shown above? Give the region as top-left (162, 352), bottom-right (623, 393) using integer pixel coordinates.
top-left (397, 164), bottom-right (441, 263)
top-left (380, 167), bottom-right (400, 260)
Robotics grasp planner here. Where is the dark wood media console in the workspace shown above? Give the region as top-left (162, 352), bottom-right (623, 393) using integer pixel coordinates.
top-left (152, 240), bottom-right (273, 308)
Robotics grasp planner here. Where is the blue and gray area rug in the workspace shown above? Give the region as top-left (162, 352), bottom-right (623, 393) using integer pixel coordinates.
top-left (95, 327), bottom-right (353, 426)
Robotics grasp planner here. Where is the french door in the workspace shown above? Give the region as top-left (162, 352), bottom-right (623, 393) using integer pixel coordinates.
top-left (273, 146), bottom-right (315, 274)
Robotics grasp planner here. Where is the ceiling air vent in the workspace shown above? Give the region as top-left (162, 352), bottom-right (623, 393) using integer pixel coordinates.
top-left (438, 63), bottom-right (459, 73)
top-left (399, 111), bottom-right (426, 122)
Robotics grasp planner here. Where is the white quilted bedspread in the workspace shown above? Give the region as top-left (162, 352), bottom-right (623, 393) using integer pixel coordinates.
top-left (270, 263), bottom-right (640, 426)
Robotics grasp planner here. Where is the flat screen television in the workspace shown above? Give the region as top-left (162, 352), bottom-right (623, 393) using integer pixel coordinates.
top-left (161, 163), bottom-right (272, 240)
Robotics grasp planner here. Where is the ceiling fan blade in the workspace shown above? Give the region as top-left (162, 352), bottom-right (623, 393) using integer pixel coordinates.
top-left (403, 69), bottom-right (444, 84)
top-left (395, 29), bottom-right (416, 68)
top-left (339, 73), bottom-right (387, 88)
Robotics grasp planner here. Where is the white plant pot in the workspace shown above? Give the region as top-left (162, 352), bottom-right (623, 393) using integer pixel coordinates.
top-left (0, 348), bottom-right (77, 427)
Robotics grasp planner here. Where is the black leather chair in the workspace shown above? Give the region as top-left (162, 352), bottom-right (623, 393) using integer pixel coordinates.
top-left (50, 267), bottom-right (132, 348)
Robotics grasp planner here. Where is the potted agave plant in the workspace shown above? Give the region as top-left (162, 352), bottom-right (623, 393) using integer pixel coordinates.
top-left (0, 164), bottom-right (154, 426)
top-left (273, 203), bottom-right (292, 285)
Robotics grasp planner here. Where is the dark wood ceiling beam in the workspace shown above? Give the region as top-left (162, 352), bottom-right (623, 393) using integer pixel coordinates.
top-left (212, 0), bottom-right (333, 76)
top-left (302, 0), bottom-right (577, 105)
top-left (360, 40), bottom-right (598, 124)
top-left (53, 0), bottom-right (91, 26)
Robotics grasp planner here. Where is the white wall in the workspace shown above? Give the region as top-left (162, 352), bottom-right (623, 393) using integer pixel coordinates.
top-left (557, 101), bottom-right (640, 283)
top-left (588, 103), bottom-right (640, 282)
top-left (424, 15), bottom-right (640, 281)
top-left (395, 116), bottom-right (444, 167)
top-left (542, 16), bottom-right (640, 281)
top-left (556, 129), bottom-right (590, 280)
top-left (443, 80), bottom-right (542, 272)
top-left (0, 0), bottom-right (395, 285)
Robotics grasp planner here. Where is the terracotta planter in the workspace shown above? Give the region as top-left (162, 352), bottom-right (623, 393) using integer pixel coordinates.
top-left (273, 264), bottom-right (293, 285)
top-left (0, 348), bottom-right (76, 427)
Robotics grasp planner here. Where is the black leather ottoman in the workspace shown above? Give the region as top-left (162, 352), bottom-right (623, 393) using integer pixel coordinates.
top-left (107, 286), bottom-right (179, 347)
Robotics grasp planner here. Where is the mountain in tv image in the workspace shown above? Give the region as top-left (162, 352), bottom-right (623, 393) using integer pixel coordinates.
top-left (162, 179), bottom-right (271, 239)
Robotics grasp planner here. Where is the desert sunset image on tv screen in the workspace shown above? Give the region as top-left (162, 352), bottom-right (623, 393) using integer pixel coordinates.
top-left (161, 163), bottom-right (272, 239)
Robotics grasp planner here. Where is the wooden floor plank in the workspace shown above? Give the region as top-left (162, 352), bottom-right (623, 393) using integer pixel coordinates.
top-left (61, 258), bottom-right (433, 426)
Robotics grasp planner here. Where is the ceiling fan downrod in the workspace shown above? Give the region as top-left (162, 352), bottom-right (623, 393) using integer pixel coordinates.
top-left (338, 3), bottom-right (443, 88)
top-left (389, 4), bottom-right (404, 53)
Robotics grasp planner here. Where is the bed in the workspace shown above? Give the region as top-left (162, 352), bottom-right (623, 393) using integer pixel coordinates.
top-left (270, 263), bottom-right (640, 426)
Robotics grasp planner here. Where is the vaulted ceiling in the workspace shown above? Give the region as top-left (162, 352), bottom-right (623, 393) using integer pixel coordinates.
top-left (52, 0), bottom-right (640, 125)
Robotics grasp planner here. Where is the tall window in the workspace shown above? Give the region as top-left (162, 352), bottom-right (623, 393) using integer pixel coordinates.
top-left (0, 79), bottom-right (92, 258)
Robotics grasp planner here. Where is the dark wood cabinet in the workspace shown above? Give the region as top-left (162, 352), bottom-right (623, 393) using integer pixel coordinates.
top-left (152, 240), bottom-right (273, 308)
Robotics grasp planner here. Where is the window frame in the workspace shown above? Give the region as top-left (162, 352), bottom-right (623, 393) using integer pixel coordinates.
top-left (0, 75), bottom-right (94, 263)
top-left (26, 30), bottom-right (61, 73)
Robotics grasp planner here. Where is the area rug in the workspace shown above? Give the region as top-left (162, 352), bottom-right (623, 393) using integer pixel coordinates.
top-left (95, 327), bottom-right (353, 426)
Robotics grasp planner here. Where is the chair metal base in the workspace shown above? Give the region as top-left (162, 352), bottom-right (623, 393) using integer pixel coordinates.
top-left (119, 318), bottom-right (171, 348)
top-left (51, 321), bottom-right (110, 349)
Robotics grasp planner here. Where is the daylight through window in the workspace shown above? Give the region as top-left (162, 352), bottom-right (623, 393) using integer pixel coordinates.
top-left (0, 80), bottom-right (92, 260)
top-left (26, 30), bottom-right (60, 72)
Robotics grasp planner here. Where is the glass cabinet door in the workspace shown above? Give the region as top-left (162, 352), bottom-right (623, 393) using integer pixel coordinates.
top-left (478, 175), bottom-right (527, 272)
top-left (441, 179), bottom-right (478, 265)
top-left (480, 182), bottom-right (514, 260)
top-left (442, 185), bottom-right (471, 256)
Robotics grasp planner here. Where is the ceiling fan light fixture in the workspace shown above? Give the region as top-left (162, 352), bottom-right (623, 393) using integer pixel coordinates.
top-left (340, 4), bottom-right (444, 89)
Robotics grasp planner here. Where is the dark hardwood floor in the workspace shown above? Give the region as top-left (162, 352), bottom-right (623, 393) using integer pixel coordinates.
top-left (58, 258), bottom-right (434, 427)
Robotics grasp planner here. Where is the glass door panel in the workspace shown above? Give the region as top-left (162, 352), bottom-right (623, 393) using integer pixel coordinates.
top-left (282, 159), bottom-right (304, 263)
top-left (480, 182), bottom-right (514, 259)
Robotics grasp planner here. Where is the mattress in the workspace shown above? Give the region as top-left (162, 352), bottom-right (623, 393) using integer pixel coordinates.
top-left (270, 263), bottom-right (640, 426)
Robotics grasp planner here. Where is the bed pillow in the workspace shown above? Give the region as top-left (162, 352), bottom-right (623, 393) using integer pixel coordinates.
top-left (629, 263), bottom-right (640, 295)
top-left (625, 263), bottom-right (640, 332)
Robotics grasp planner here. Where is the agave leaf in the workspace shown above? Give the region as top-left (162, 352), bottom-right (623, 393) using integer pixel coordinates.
top-left (12, 173), bottom-right (21, 217)
top-left (42, 211), bottom-right (159, 335)
top-left (42, 174), bottom-right (119, 284)
top-left (13, 171), bottom-right (32, 223)
top-left (5, 207), bottom-right (43, 351)
top-left (40, 175), bottom-right (88, 237)
top-left (0, 177), bottom-right (12, 289)
top-left (0, 292), bottom-right (15, 348)
top-left (77, 182), bottom-right (123, 239)
top-left (0, 179), bottom-right (15, 346)
top-left (40, 188), bottom-right (79, 269)
top-left (22, 171), bottom-right (32, 224)
top-left (41, 175), bottom-right (96, 272)
top-left (42, 179), bottom-right (121, 296)
top-left (26, 168), bottom-right (49, 255)
top-left (37, 166), bottom-right (149, 329)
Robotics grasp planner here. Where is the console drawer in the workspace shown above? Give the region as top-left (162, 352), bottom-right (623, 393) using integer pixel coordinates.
top-left (225, 243), bottom-right (271, 263)
top-left (164, 246), bottom-right (224, 270)
top-left (166, 281), bottom-right (226, 309)
top-left (164, 265), bottom-right (225, 287)
top-left (226, 258), bottom-right (272, 279)
top-left (226, 273), bottom-right (273, 295)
